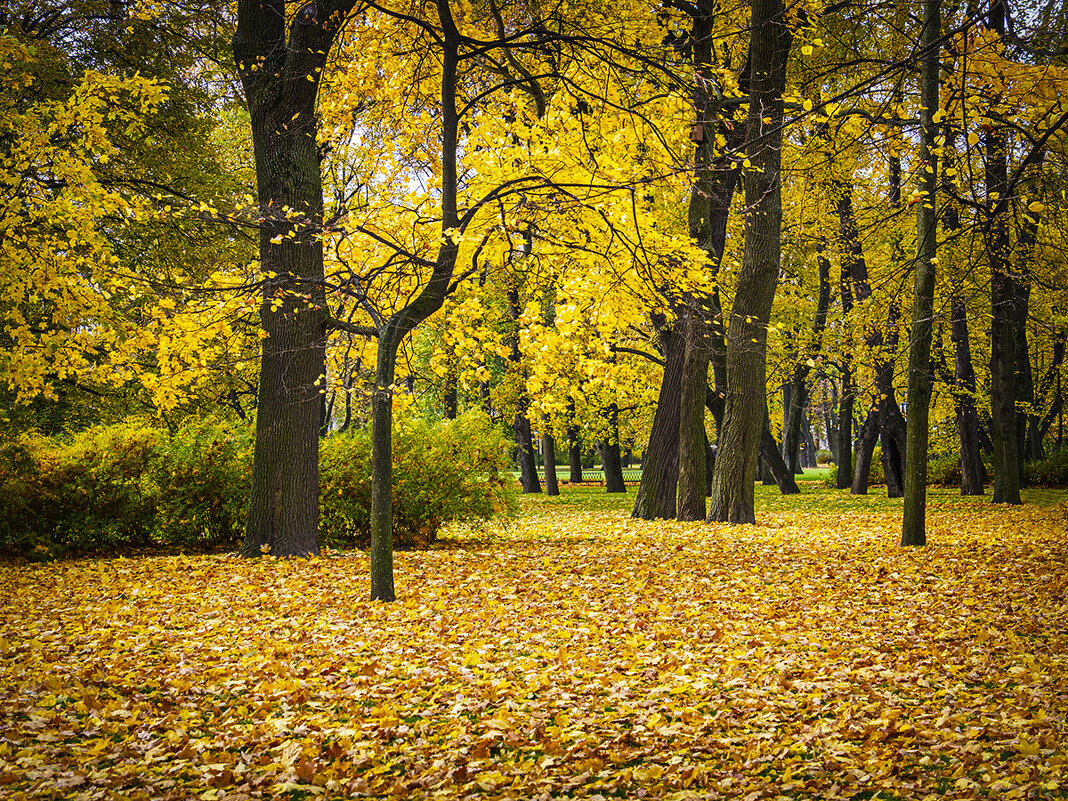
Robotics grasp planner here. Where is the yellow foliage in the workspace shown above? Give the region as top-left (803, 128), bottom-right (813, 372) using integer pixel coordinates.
top-left (2, 494), bottom-right (1068, 797)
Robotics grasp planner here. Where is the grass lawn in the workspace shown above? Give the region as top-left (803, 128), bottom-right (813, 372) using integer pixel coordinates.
top-left (1, 484), bottom-right (1066, 799)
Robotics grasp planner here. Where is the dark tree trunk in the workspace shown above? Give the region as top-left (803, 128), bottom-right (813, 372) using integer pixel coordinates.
top-left (1035, 330), bottom-right (1066, 450)
top-left (235, 0), bottom-right (357, 559)
top-left (633, 326), bottom-right (685, 519)
top-left (834, 236), bottom-right (856, 490)
top-left (507, 277), bottom-right (540, 494)
top-left (952, 294), bottom-right (986, 495)
top-left (708, 0), bottom-right (790, 523)
top-left (1014, 267), bottom-right (1034, 477)
top-left (760, 413), bottom-right (800, 495)
top-left (601, 404), bottom-right (626, 493)
top-left (567, 414), bottom-right (584, 484)
top-left (985, 1), bottom-right (1022, 505)
top-left (514, 406), bottom-right (541, 493)
top-left (443, 375), bottom-right (458, 420)
top-left (801, 413), bottom-right (818, 468)
top-left (784, 245), bottom-right (831, 476)
top-left (947, 281), bottom-right (986, 494)
top-left (881, 399), bottom-right (907, 498)
top-left (840, 178), bottom-right (906, 496)
top-left (851, 413), bottom-right (879, 494)
top-left (542, 430), bottom-right (559, 496)
top-left (901, 0), bottom-right (940, 544)
top-left (369, 3), bottom-right (467, 600)
top-left (677, 310), bottom-right (708, 520)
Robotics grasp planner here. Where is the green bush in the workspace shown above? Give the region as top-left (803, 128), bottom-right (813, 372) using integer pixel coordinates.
top-left (927, 455), bottom-right (963, 486)
top-left (1026, 447), bottom-right (1068, 487)
top-left (0, 424), bottom-right (160, 557)
top-left (149, 418), bottom-right (254, 549)
top-left (0, 412), bottom-right (514, 558)
top-left (815, 449), bottom-right (834, 466)
top-left (825, 447), bottom-right (885, 487)
top-left (0, 438), bottom-right (49, 557)
top-left (320, 411), bottom-right (515, 549)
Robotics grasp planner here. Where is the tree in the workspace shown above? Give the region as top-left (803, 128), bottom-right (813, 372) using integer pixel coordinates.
top-left (902, 0), bottom-right (940, 547)
top-left (708, 0), bottom-right (791, 524)
top-left (234, 0), bottom-right (360, 559)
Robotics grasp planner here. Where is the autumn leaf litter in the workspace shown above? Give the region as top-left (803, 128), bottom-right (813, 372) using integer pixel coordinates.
top-left (2, 501), bottom-right (1067, 800)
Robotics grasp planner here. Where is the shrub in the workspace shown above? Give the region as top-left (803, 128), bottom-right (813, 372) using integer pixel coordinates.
top-left (0, 412), bottom-right (514, 559)
top-left (815, 449), bottom-right (834, 466)
top-left (0, 425), bottom-right (160, 557)
top-left (927, 455), bottom-right (963, 486)
top-left (0, 438), bottom-right (49, 558)
top-left (824, 447), bottom-right (886, 487)
top-left (1026, 447), bottom-right (1068, 487)
top-left (320, 411), bottom-right (515, 549)
top-left (149, 418), bottom-right (254, 549)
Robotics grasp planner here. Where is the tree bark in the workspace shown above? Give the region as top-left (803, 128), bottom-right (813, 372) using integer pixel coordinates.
top-left (542, 430), bottom-right (560, 496)
top-left (835, 365), bottom-right (854, 489)
top-left (600, 403), bottom-right (627, 493)
top-left (677, 309), bottom-right (708, 519)
top-left (633, 326), bottom-right (684, 519)
top-left (236, 0), bottom-right (356, 559)
top-left (708, 0), bottom-right (790, 523)
top-left (514, 406), bottom-right (541, 493)
top-left (760, 412), bottom-right (800, 495)
top-left (951, 295), bottom-right (986, 494)
top-left (902, 0), bottom-right (940, 546)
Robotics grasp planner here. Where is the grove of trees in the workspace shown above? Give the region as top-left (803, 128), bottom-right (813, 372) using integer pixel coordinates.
top-left (3, 0), bottom-right (1067, 595)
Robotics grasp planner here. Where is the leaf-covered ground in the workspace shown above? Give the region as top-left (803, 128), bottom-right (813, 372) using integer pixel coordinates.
top-left (2, 488), bottom-right (1068, 800)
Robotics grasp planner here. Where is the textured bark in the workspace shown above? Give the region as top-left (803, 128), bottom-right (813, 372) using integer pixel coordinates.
top-left (507, 280), bottom-right (540, 494)
top-left (835, 366), bottom-right (854, 489)
top-left (236, 0), bottom-right (356, 559)
top-left (514, 407), bottom-right (541, 494)
top-left (985, 7), bottom-right (1021, 505)
top-left (902, 0), bottom-right (939, 546)
top-left (677, 310), bottom-right (709, 520)
top-left (542, 431), bottom-right (560, 496)
top-left (633, 327), bottom-right (685, 519)
top-left (760, 414), bottom-right (800, 495)
top-left (708, 0), bottom-right (790, 523)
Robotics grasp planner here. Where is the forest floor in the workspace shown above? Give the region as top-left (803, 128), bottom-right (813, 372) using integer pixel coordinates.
top-left (2, 486), bottom-right (1067, 800)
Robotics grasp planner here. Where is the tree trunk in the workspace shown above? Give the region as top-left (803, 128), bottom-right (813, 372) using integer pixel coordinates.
top-left (677, 310), bottom-right (709, 520)
top-left (760, 412), bottom-right (800, 495)
top-left (801, 412), bottom-right (817, 468)
top-left (708, 0), bottom-right (790, 524)
top-left (784, 246), bottom-right (831, 476)
top-left (542, 430), bottom-right (559, 496)
top-left (633, 326), bottom-right (685, 519)
top-left (369, 3), bottom-right (465, 600)
top-left (835, 367), bottom-right (854, 488)
top-left (236, 0), bottom-right (356, 558)
top-left (851, 414), bottom-right (879, 494)
top-left (514, 406), bottom-right (541, 493)
top-left (443, 375), bottom-right (458, 420)
top-left (567, 416), bottom-right (584, 484)
top-left (902, 0), bottom-right (939, 546)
